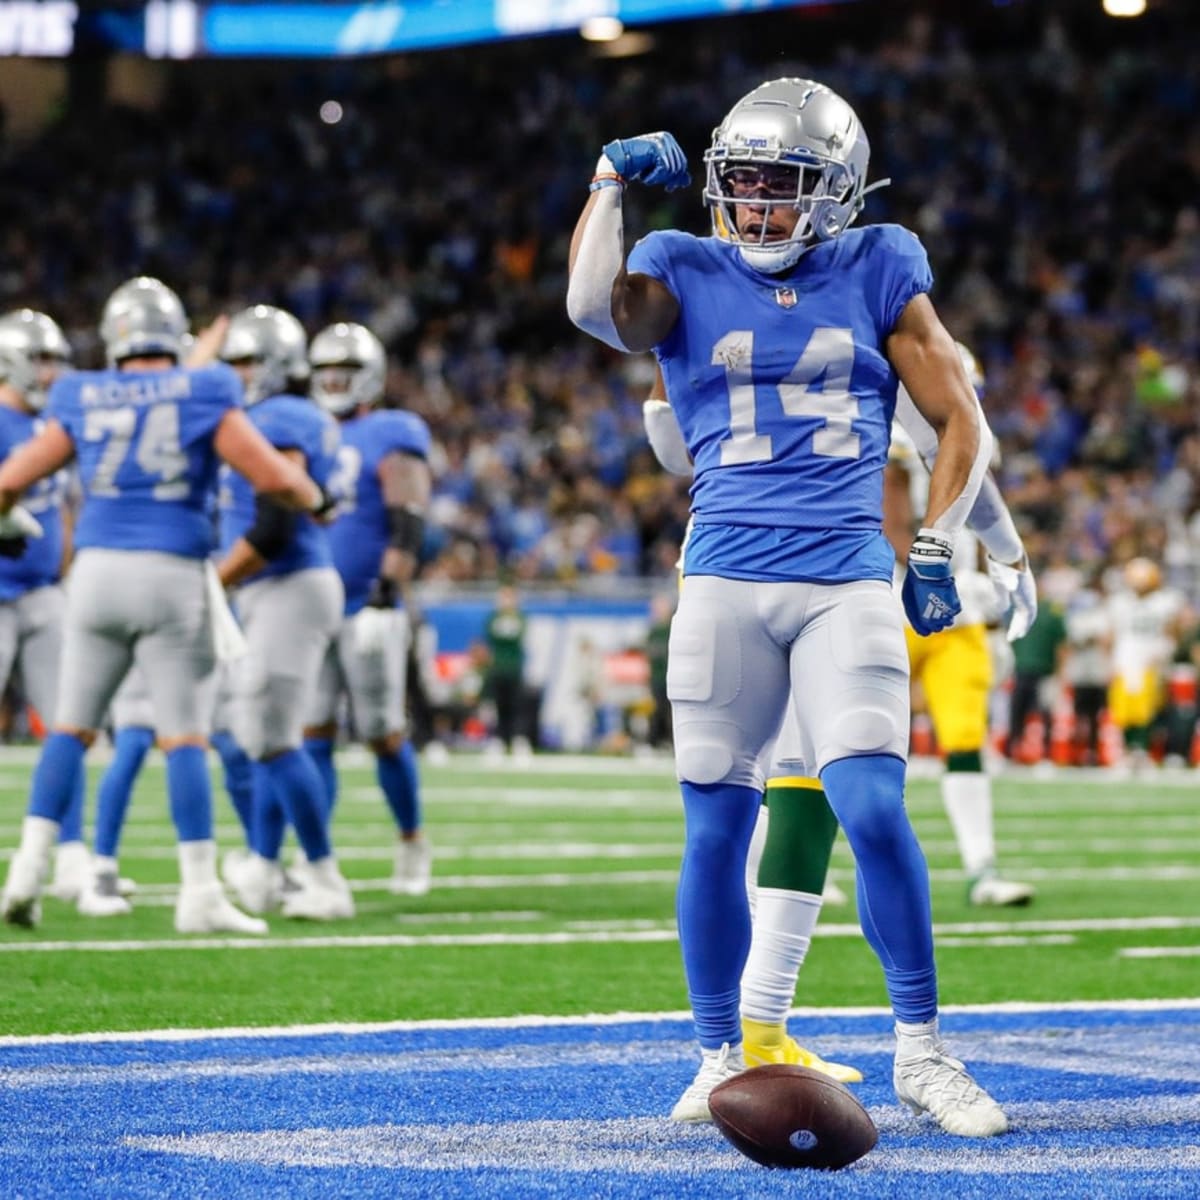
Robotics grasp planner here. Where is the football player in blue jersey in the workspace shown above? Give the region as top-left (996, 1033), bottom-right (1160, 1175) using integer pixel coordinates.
top-left (301, 322), bottom-right (434, 897)
top-left (0, 277), bottom-right (332, 933)
top-left (646, 348), bottom-right (1038, 1078)
top-left (567, 79), bottom-right (1007, 1135)
top-left (0, 309), bottom-right (92, 895)
top-left (216, 304), bottom-right (354, 922)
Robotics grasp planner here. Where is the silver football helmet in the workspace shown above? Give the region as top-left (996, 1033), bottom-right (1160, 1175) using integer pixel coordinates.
top-left (221, 305), bottom-right (309, 406)
top-left (99, 276), bottom-right (188, 365)
top-left (0, 309), bottom-right (72, 411)
top-left (309, 322), bottom-right (386, 416)
top-left (704, 78), bottom-right (884, 273)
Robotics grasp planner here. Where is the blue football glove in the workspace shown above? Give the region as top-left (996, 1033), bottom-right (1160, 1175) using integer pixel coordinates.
top-left (602, 132), bottom-right (691, 192)
top-left (902, 528), bottom-right (961, 636)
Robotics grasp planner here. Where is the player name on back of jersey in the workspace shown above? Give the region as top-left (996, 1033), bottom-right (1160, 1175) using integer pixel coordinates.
top-left (78, 371), bottom-right (192, 408)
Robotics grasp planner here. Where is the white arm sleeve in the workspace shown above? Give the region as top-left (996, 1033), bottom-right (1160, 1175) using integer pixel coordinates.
top-left (566, 183), bottom-right (629, 352)
top-left (894, 383), bottom-right (996, 539)
top-left (643, 399), bottom-right (693, 477)
top-left (969, 473), bottom-right (1025, 565)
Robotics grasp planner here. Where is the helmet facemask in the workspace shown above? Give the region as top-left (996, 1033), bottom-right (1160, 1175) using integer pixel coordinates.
top-left (308, 323), bottom-right (386, 416)
top-left (703, 79), bottom-right (883, 274)
top-left (0, 310), bottom-right (72, 412)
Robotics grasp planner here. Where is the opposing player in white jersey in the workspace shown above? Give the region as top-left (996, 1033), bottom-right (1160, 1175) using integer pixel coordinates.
top-left (0, 277), bottom-right (331, 932)
top-left (0, 309), bottom-right (90, 893)
top-left (301, 322), bottom-right (434, 896)
top-left (216, 305), bottom-right (352, 921)
top-left (570, 78), bottom-right (1008, 1135)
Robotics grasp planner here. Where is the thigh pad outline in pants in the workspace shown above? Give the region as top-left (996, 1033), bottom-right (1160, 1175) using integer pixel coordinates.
top-left (344, 610), bottom-right (410, 741)
top-left (234, 570), bottom-right (343, 758)
top-left (12, 586), bottom-right (66, 727)
top-left (792, 583), bottom-right (910, 772)
top-left (668, 577), bottom-right (790, 789)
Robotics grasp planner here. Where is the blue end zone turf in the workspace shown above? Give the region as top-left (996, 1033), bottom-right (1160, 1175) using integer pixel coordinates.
top-left (1, 1006), bottom-right (1198, 1199)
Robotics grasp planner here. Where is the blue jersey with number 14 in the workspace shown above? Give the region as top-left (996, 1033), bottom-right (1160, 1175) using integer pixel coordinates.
top-left (47, 364), bottom-right (239, 559)
top-left (627, 222), bottom-right (932, 584)
top-left (327, 408), bottom-right (431, 616)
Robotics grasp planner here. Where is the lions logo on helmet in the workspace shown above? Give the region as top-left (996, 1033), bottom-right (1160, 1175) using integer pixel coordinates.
top-left (703, 78), bottom-right (887, 273)
top-left (0, 309), bottom-right (72, 412)
top-left (220, 305), bottom-right (309, 406)
top-left (309, 322), bottom-right (386, 417)
top-left (99, 277), bottom-right (188, 367)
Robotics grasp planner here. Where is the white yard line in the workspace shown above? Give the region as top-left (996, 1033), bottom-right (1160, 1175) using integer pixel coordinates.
top-left (0, 996), bottom-right (1197, 1048)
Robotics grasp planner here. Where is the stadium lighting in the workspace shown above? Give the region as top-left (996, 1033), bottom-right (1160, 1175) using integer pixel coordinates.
top-left (1102, 0), bottom-right (1146, 15)
top-left (319, 100), bottom-right (344, 125)
top-left (580, 17), bottom-right (625, 42)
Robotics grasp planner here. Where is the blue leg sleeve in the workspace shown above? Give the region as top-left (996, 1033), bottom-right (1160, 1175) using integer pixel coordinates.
top-left (676, 781), bottom-right (761, 1049)
top-left (165, 744), bottom-right (213, 843)
top-left (211, 730), bottom-right (254, 841)
top-left (94, 727), bottom-right (155, 858)
top-left (303, 736), bottom-right (338, 821)
top-left (29, 732), bottom-right (88, 824)
top-left (376, 742), bottom-right (421, 834)
top-left (57, 753), bottom-right (89, 844)
top-left (263, 749), bottom-right (331, 863)
top-left (821, 754), bottom-right (937, 1023)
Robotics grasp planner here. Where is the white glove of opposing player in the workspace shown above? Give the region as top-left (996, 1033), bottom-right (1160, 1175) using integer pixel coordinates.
top-left (0, 505), bottom-right (43, 540)
top-left (353, 606), bottom-right (396, 656)
top-left (987, 555), bottom-right (1038, 642)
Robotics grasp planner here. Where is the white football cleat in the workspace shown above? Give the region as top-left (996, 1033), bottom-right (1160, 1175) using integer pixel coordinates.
top-left (670, 1042), bottom-right (747, 1122)
top-left (174, 882), bottom-right (268, 935)
top-left (894, 1032), bottom-right (1009, 1137)
top-left (225, 852), bottom-right (285, 914)
top-left (389, 837), bottom-right (433, 896)
top-left (2, 851), bottom-right (45, 928)
top-left (281, 858), bottom-right (355, 921)
top-left (47, 840), bottom-right (92, 903)
top-left (968, 870), bottom-right (1035, 907)
top-left (77, 871), bottom-right (132, 918)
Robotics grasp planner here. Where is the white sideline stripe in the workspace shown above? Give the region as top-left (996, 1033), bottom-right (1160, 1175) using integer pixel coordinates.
top-left (1119, 946), bottom-right (1200, 958)
top-left (1, 996), bottom-right (1197, 1048)
top-left (3, 914), bottom-right (1198, 955)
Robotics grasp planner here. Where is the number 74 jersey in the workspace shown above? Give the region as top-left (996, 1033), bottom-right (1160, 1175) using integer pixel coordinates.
top-left (628, 222), bottom-right (933, 584)
top-left (47, 363), bottom-right (240, 559)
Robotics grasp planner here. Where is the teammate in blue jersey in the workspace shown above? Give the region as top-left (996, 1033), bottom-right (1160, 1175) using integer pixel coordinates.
top-left (0, 309), bottom-right (93, 894)
top-left (216, 304), bottom-right (354, 922)
top-left (301, 322), bottom-right (434, 897)
top-left (0, 277), bottom-right (332, 933)
top-left (567, 79), bottom-right (1007, 1136)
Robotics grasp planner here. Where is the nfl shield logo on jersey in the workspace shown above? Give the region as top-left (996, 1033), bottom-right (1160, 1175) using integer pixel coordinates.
top-left (774, 287), bottom-right (798, 309)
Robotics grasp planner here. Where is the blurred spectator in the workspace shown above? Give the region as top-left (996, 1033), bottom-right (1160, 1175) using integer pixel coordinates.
top-left (1008, 590), bottom-right (1069, 761)
top-left (482, 585), bottom-right (531, 756)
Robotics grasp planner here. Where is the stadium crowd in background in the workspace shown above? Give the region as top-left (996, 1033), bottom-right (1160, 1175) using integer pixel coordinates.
top-left (0, 4), bottom-right (1197, 760)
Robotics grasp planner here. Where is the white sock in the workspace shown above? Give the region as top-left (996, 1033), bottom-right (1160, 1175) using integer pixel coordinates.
top-left (895, 1017), bottom-right (940, 1056)
top-left (177, 839), bottom-right (217, 888)
top-left (740, 886), bottom-right (822, 1025)
top-left (744, 804), bottom-right (768, 920)
top-left (941, 771), bottom-right (996, 877)
top-left (21, 815), bottom-right (61, 866)
top-left (93, 855), bottom-right (119, 877)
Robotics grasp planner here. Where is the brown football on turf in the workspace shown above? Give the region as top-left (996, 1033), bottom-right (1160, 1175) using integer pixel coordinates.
top-left (708, 1063), bottom-right (878, 1170)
